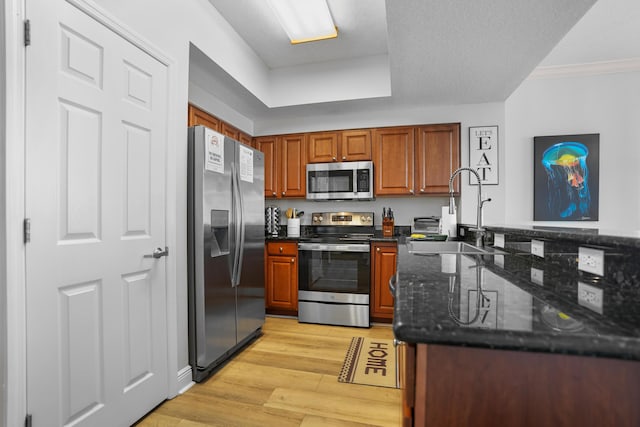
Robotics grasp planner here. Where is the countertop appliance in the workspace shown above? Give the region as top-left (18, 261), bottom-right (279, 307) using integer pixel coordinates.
top-left (306, 161), bottom-right (373, 200)
top-left (298, 212), bottom-right (374, 327)
top-left (187, 125), bottom-right (265, 382)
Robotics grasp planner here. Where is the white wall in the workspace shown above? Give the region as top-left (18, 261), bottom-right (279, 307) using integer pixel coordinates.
top-left (505, 69), bottom-right (640, 229)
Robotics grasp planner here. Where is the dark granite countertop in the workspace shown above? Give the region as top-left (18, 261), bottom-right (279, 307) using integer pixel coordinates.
top-left (393, 238), bottom-right (640, 361)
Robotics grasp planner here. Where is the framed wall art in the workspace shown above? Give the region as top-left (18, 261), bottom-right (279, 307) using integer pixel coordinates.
top-left (469, 126), bottom-right (498, 185)
top-left (533, 133), bottom-right (599, 221)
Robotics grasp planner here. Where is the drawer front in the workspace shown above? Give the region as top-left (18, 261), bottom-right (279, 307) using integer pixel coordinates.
top-left (267, 241), bottom-right (298, 256)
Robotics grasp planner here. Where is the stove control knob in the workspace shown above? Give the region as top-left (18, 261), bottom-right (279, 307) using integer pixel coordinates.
top-left (367, 216), bottom-right (372, 223)
top-left (360, 215), bottom-right (366, 222)
top-left (318, 216), bottom-right (323, 222)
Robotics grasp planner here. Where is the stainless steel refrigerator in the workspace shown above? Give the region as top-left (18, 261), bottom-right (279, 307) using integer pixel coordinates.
top-left (187, 125), bottom-right (265, 382)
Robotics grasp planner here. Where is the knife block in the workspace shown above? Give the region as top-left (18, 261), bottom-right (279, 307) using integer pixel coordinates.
top-left (382, 218), bottom-right (394, 237)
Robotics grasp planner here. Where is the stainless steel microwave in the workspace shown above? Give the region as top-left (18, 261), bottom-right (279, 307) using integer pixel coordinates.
top-left (306, 161), bottom-right (374, 200)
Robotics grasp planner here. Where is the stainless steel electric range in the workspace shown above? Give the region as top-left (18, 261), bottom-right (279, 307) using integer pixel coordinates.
top-left (297, 212), bottom-right (374, 328)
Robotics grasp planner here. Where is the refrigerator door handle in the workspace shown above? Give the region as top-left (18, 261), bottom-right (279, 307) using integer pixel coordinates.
top-left (235, 166), bottom-right (245, 287)
top-left (230, 163), bottom-right (243, 287)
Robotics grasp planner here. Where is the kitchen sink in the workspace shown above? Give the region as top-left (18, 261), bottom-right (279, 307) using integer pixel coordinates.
top-left (407, 240), bottom-right (503, 255)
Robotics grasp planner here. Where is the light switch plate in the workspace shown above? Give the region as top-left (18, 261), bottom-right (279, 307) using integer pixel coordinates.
top-left (531, 239), bottom-right (544, 258)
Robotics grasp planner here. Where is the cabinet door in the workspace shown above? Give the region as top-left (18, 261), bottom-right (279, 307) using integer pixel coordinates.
top-left (308, 132), bottom-right (339, 163)
top-left (400, 342), bottom-right (416, 427)
top-left (238, 131), bottom-right (252, 147)
top-left (373, 127), bottom-right (415, 195)
top-left (280, 134), bottom-right (307, 198)
top-left (188, 104), bottom-right (220, 130)
top-left (255, 136), bottom-right (278, 198)
top-left (371, 242), bottom-right (398, 322)
top-left (220, 121), bottom-right (240, 140)
top-left (266, 254), bottom-right (298, 312)
top-left (416, 124), bottom-right (460, 194)
top-left (341, 129), bottom-right (372, 161)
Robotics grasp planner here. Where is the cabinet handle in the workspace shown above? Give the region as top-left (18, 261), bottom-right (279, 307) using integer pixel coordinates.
top-left (332, 156), bottom-right (337, 161)
top-left (279, 247), bottom-right (283, 253)
top-left (420, 188), bottom-right (425, 192)
top-left (282, 191), bottom-right (285, 196)
top-left (272, 191), bottom-right (276, 196)
top-left (342, 156), bottom-right (346, 160)
top-left (409, 189), bottom-right (414, 194)
top-left (376, 247), bottom-right (380, 252)
top-left (291, 258), bottom-right (295, 263)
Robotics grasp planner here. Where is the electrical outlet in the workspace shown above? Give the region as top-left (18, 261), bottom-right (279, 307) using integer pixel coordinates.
top-left (494, 254), bottom-right (504, 268)
top-left (531, 239), bottom-right (544, 258)
top-left (578, 282), bottom-right (603, 314)
top-left (530, 267), bottom-right (544, 286)
top-left (578, 246), bottom-right (605, 276)
top-left (494, 233), bottom-right (505, 248)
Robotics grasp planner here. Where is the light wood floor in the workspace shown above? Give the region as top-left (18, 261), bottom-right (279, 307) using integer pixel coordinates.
top-left (136, 316), bottom-right (402, 427)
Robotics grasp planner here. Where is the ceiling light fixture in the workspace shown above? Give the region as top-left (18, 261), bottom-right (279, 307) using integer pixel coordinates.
top-left (267, 0), bottom-right (338, 44)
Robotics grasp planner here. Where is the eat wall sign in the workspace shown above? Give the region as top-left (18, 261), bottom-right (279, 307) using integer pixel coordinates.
top-left (469, 126), bottom-right (499, 185)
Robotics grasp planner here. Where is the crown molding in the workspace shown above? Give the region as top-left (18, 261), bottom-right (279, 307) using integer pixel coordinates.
top-left (528, 58), bottom-right (640, 80)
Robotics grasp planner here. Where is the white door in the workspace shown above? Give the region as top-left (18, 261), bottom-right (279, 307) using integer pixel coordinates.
top-left (25, 1), bottom-right (169, 426)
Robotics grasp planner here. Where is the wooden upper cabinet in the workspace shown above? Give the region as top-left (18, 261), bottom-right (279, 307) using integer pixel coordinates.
top-left (341, 129), bottom-right (372, 161)
top-left (373, 127), bottom-right (415, 195)
top-left (280, 134), bottom-right (307, 198)
top-left (238, 131), bottom-right (252, 147)
top-left (308, 132), bottom-right (339, 163)
top-left (188, 104), bottom-right (220, 130)
top-left (220, 122), bottom-right (239, 140)
top-left (255, 134), bottom-right (306, 198)
top-left (307, 130), bottom-right (372, 163)
top-left (255, 136), bottom-right (278, 198)
top-left (416, 123), bottom-right (460, 195)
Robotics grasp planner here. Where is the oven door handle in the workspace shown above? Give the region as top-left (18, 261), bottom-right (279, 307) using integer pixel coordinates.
top-left (298, 242), bottom-right (370, 253)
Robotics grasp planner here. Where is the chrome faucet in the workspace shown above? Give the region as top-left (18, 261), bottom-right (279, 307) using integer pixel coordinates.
top-left (448, 167), bottom-right (491, 247)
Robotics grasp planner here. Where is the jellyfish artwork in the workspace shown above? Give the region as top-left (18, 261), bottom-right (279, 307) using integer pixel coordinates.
top-left (541, 142), bottom-right (591, 219)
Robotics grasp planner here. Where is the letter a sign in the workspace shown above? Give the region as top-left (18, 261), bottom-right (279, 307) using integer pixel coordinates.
top-left (469, 126), bottom-right (499, 185)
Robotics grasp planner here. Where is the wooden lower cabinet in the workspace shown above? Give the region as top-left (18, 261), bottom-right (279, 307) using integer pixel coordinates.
top-left (265, 241), bottom-right (298, 315)
top-left (403, 343), bottom-right (640, 426)
top-left (370, 241), bottom-right (398, 323)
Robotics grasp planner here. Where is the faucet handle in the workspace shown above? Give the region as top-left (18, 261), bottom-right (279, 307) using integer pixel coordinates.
top-left (480, 197), bottom-right (492, 208)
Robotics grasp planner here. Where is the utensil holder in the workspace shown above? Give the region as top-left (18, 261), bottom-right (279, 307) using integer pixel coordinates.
top-left (287, 218), bottom-right (300, 237)
top-left (382, 218), bottom-right (394, 237)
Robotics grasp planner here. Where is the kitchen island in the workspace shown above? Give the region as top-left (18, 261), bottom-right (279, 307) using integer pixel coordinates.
top-left (393, 226), bottom-right (640, 426)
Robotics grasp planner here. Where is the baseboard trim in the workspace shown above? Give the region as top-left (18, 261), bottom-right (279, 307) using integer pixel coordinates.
top-left (177, 365), bottom-right (194, 395)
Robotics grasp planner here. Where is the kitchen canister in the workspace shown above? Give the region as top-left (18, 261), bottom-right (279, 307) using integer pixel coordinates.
top-left (287, 218), bottom-right (300, 237)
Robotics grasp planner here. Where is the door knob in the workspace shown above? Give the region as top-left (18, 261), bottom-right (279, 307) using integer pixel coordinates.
top-left (144, 246), bottom-right (169, 259)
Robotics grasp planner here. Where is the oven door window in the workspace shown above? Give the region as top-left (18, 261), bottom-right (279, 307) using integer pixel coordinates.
top-left (299, 249), bottom-right (370, 294)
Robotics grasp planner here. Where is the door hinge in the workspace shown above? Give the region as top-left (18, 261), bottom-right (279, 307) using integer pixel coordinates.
top-left (25, 414), bottom-right (32, 427)
top-left (24, 19), bottom-right (31, 46)
top-left (23, 218), bottom-right (31, 243)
